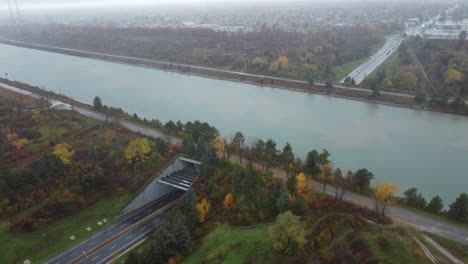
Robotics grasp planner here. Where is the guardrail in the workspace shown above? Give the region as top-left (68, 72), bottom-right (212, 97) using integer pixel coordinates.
top-left (69, 197), bottom-right (181, 264)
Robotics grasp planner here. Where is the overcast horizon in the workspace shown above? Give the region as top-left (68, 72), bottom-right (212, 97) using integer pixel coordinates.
top-left (0, 0), bottom-right (455, 11)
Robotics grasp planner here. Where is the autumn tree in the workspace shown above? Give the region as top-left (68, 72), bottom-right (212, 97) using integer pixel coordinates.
top-left (336, 170), bottom-right (353, 201)
top-left (269, 211), bottom-right (306, 255)
top-left (296, 172), bottom-right (306, 195)
top-left (318, 162), bottom-right (333, 192)
top-left (373, 182), bottom-right (399, 216)
top-left (124, 138), bottom-right (151, 164)
top-left (196, 198), bottom-right (210, 223)
top-left (52, 143), bottom-right (75, 165)
top-left (36, 153), bottom-right (65, 194)
top-left (223, 193), bottom-right (234, 209)
top-left (269, 56), bottom-right (290, 74)
top-left (211, 136), bottom-right (225, 158)
top-left (333, 168), bottom-right (342, 199)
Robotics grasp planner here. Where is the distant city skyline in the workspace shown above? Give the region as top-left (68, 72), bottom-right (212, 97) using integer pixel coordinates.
top-left (0, 0), bottom-right (453, 11)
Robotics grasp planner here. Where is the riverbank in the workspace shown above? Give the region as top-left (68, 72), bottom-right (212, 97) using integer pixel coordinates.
top-left (2, 37), bottom-right (448, 113)
top-left (1, 80), bottom-right (468, 246)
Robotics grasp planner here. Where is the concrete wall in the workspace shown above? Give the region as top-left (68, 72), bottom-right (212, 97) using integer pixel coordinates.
top-left (115, 157), bottom-right (199, 217)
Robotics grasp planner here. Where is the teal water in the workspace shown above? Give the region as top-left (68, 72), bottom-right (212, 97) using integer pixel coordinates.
top-left (1, 43), bottom-right (467, 205)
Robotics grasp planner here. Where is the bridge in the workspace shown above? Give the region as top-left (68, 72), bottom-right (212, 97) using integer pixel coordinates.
top-left (44, 156), bottom-right (201, 264)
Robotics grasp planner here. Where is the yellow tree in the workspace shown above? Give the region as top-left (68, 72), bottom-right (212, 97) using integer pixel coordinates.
top-left (124, 138), bottom-right (151, 164)
top-left (374, 182), bottom-right (399, 216)
top-left (445, 67), bottom-right (463, 84)
top-left (223, 193), bottom-right (234, 209)
top-left (53, 143), bottom-right (75, 165)
top-left (13, 138), bottom-right (29, 149)
top-left (269, 56), bottom-right (290, 73)
top-left (212, 136), bottom-right (225, 158)
top-left (196, 198), bottom-right (210, 223)
top-left (296, 172), bottom-right (306, 195)
top-left (318, 162), bottom-right (334, 192)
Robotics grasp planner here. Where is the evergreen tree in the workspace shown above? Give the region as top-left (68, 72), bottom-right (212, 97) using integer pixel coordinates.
top-left (448, 193), bottom-right (468, 222)
top-left (93, 96), bottom-right (102, 110)
top-left (427, 196), bottom-right (443, 214)
top-left (277, 190), bottom-right (291, 213)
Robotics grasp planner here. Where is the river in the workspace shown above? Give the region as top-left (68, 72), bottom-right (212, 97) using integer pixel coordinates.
top-left (1, 43), bottom-right (467, 205)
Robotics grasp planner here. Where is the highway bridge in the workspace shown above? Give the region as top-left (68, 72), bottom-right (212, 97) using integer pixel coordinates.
top-left (44, 157), bottom-right (201, 264)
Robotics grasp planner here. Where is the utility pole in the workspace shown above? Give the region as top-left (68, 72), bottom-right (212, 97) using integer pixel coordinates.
top-left (7, 0), bottom-right (14, 24)
top-left (14, 0), bottom-right (21, 24)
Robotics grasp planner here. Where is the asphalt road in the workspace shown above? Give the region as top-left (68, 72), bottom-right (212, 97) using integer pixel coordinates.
top-left (230, 155), bottom-right (468, 246)
top-left (0, 37), bottom-right (414, 99)
top-left (44, 190), bottom-right (184, 264)
top-left (321, 185), bottom-right (468, 246)
top-left (341, 36), bottom-right (402, 85)
top-left (1, 79), bottom-right (466, 247)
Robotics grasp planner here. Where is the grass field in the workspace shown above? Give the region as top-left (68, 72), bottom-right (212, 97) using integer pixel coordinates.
top-left (182, 223), bottom-right (275, 264)
top-left (0, 194), bottom-right (129, 264)
top-left (334, 37), bottom-right (387, 82)
top-left (424, 232), bottom-right (468, 263)
top-left (359, 226), bottom-right (431, 264)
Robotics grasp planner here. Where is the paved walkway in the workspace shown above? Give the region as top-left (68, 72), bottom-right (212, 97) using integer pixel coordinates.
top-left (1, 83), bottom-right (467, 246)
top-left (0, 37), bottom-right (413, 99)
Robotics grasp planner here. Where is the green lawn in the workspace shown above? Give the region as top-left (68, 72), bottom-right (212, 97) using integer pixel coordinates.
top-left (424, 232), bottom-right (468, 263)
top-left (0, 194), bottom-right (129, 264)
top-left (182, 223), bottom-right (274, 264)
top-left (334, 38), bottom-right (387, 82)
top-left (359, 226), bottom-right (431, 264)
top-left (334, 57), bottom-right (370, 82)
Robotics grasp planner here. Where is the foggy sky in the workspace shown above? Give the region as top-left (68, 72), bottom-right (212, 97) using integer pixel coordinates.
top-left (0, 0), bottom-right (442, 11)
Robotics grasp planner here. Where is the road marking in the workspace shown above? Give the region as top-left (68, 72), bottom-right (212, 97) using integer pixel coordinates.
top-left (141, 226), bottom-right (147, 231)
top-left (89, 240), bottom-right (96, 246)
top-left (109, 245), bottom-right (116, 250)
top-left (119, 224), bottom-right (127, 228)
top-left (70, 251), bottom-right (79, 256)
top-left (91, 255), bottom-right (101, 261)
top-left (126, 234), bottom-right (133, 239)
top-left (146, 209), bottom-right (153, 213)
top-left (133, 216), bottom-right (140, 220)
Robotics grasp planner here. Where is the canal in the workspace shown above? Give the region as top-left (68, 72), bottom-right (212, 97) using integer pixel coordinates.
top-left (1, 43), bottom-right (467, 205)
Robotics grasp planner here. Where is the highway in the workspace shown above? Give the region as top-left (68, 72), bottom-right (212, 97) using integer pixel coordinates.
top-left (0, 37), bottom-right (414, 99)
top-left (1, 82), bottom-right (467, 248)
top-left (44, 190), bottom-right (184, 264)
top-left (341, 36), bottom-right (402, 85)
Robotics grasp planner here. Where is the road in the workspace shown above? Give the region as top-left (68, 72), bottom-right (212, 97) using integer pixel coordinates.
top-left (321, 184), bottom-right (468, 246)
top-left (1, 81), bottom-right (467, 248)
top-left (0, 37), bottom-right (414, 99)
top-left (229, 156), bottom-right (468, 247)
top-left (44, 190), bottom-right (184, 264)
top-left (341, 36), bottom-right (402, 85)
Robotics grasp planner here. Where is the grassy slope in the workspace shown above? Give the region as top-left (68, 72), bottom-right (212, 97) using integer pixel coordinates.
top-left (334, 37), bottom-right (387, 82)
top-left (183, 224), bottom-right (274, 264)
top-left (424, 232), bottom-right (468, 263)
top-left (0, 194), bottom-right (129, 264)
top-left (359, 226), bottom-right (431, 264)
